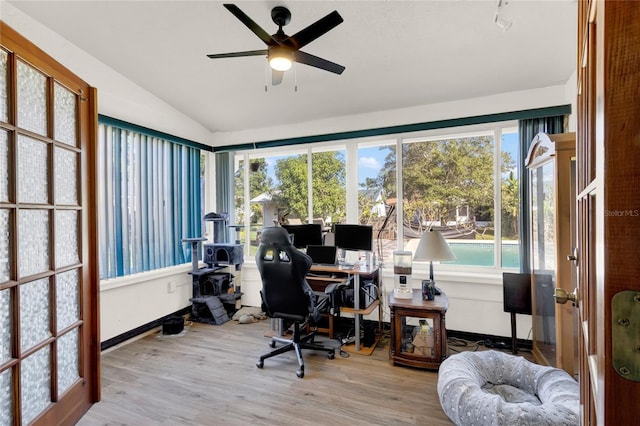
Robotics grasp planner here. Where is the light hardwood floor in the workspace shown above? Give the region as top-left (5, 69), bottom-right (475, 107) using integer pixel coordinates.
top-left (78, 319), bottom-right (455, 426)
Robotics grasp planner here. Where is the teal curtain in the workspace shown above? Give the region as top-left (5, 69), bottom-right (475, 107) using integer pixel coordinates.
top-left (518, 116), bottom-right (565, 273)
top-left (98, 121), bottom-right (202, 279)
top-left (214, 152), bottom-right (231, 242)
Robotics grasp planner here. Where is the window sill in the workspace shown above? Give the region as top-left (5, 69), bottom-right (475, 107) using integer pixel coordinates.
top-left (100, 263), bottom-right (197, 291)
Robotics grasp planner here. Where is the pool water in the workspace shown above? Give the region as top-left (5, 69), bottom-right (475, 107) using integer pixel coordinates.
top-left (442, 242), bottom-right (520, 269)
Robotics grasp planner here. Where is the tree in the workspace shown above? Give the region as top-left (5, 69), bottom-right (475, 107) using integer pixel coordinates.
top-left (311, 151), bottom-right (346, 221)
top-left (388, 136), bottom-right (512, 231)
top-left (501, 170), bottom-right (519, 238)
top-left (274, 152), bottom-right (346, 221)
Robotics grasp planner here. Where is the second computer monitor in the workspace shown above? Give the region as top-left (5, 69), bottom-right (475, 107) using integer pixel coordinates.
top-left (281, 223), bottom-right (323, 249)
top-left (334, 224), bottom-right (373, 252)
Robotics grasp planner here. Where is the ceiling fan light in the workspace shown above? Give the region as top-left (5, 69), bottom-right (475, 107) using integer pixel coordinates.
top-left (268, 47), bottom-right (293, 71)
top-left (269, 57), bottom-right (292, 71)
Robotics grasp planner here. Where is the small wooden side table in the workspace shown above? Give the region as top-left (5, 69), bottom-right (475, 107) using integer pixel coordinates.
top-left (389, 288), bottom-right (448, 370)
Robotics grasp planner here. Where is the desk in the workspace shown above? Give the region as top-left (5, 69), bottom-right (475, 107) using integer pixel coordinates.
top-left (309, 263), bottom-right (381, 353)
top-left (389, 289), bottom-right (448, 369)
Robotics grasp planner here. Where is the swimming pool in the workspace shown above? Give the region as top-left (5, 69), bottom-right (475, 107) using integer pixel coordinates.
top-left (443, 241), bottom-right (520, 268)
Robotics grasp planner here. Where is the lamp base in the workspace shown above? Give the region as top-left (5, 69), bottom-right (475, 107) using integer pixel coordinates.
top-left (393, 288), bottom-right (413, 299)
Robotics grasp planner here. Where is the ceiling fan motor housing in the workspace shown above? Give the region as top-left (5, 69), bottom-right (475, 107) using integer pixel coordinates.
top-left (271, 6), bottom-right (291, 27)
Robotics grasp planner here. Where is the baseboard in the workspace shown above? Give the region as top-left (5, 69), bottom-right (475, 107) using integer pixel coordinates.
top-left (101, 306), bottom-right (191, 351)
top-left (101, 310), bottom-right (533, 353)
top-left (447, 329), bottom-right (533, 350)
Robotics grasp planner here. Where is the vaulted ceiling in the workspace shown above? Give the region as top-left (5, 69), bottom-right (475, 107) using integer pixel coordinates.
top-left (8, 0), bottom-right (577, 134)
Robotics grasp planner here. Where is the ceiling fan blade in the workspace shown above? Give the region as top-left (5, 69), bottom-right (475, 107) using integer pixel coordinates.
top-left (272, 70), bottom-right (284, 86)
top-left (223, 3), bottom-right (278, 46)
top-left (294, 51), bottom-right (345, 75)
top-left (207, 49), bottom-right (267, 59)
top-left (287, 10), bottom-right (343, 50)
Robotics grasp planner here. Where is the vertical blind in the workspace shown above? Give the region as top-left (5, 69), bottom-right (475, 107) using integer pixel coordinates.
top-left (98, 122), bottom-right (201, 279)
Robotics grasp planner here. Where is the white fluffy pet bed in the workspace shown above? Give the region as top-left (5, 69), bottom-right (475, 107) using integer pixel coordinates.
top-left (437, 350), bottom-right (579, 426)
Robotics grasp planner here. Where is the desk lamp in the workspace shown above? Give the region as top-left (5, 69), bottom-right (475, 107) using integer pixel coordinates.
top-left (413, 229), bottom-right (456, 289)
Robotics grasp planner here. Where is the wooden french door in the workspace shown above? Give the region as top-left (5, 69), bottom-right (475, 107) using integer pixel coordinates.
top-left (576, 1), bottom-right (640, 424)
top-left (0, 22), bottom-right (99, 425)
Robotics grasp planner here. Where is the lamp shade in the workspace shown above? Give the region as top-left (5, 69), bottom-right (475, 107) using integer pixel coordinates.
top-left (413, 229), bottom-right (457, 261)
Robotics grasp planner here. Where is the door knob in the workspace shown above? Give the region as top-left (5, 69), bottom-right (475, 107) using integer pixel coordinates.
top-left (554, 287), bottom-right (579, 307)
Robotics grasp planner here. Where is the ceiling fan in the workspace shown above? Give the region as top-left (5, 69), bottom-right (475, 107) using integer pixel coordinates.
top-left (207, 4), bottom-right (345, 85)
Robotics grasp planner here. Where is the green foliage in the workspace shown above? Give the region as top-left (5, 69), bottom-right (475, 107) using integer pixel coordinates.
top-left (273, 154), bottom-right (309, 219)
top-left (311, 151), bottom-right (346, 220)
top-left (273, 152), bottom-right (346, 221)
top-left (501, 170), bottom-right (519, 238)
top-left (235, 139), bottom-right (518, 238)
top-left (394, 136), bottom-right (512, 228)
top-left (234, 158), bottom-right (272, 223)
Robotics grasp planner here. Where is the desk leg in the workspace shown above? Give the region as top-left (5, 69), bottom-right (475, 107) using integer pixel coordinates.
top-left (354, 273), bottom-right (360, 351)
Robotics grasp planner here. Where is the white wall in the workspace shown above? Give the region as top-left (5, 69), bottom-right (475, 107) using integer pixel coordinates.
top-left (209, 85), bottom-right (570, 147)
top-left (100, 265), bottom-right (193, 341)
top-left (240, 261), bottom-right (531, 340)
top-left (3, 2), bottom-right (574, 343)
top-left (1, 2), bottom-right (212, 145)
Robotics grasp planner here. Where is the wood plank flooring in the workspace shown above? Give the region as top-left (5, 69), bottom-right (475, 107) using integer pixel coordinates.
top-left (77, 319), bottom-right (455, 426)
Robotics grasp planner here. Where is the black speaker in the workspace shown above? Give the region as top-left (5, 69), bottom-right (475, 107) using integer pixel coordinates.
top-left (503, 272), bottom-right (532, 315)
top-left (363, 323), bottom-right (375, 347)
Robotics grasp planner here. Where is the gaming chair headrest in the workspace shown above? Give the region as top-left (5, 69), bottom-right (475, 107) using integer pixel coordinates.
top-left (259, 226), bottom-right (293, 247)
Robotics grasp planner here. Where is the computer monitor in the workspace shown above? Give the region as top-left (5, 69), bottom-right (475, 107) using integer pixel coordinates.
top-left (334, 224), bottom-right (373, 252)
top-left (305, 245), bottom-right (338, 265)
top-left (280, 223), bottom-right (323, 249)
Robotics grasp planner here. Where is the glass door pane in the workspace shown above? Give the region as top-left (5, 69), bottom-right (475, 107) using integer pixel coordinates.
top-left (20, 346), bottom-right (51, 425)
top-left (17, 61), bottom-right (47, 136)
top-left (0, 368), bottom-right (13, 425)
top-left (19, 277), bottom-right (51, 352)
top-left (0, 130), bottom-right (7, 202)
top-left (17, 134), bottom-right (49, 204)
top-left (531, 161), bottom-right (557, 366)
top-left (0, 49), bottom-right (8, 122)
top-left (0, 288), bottom-right (11, 364)
top-left (53, 82), bottom-right (77, 147)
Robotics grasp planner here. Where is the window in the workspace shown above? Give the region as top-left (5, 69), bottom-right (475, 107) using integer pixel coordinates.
top-left (358, 140), bottom-right (397, 263)
top-left (501, 129), bottom-right (520, 268)
top-left (229, 119), bottom-right (546, 270)
top-left (311, 147), bottom-right (346, 226)
top-left (236, 147), bottom-right (347, 254)
top-left (401, 131), bottom-right (497, 267)
top-left (98, 119), bottom-right (202, 279)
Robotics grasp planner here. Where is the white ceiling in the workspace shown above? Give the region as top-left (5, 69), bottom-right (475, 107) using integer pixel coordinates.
top-left (7, 0), bottom-right (577, 134)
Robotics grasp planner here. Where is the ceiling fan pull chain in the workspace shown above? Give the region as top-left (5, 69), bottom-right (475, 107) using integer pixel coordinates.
top-left (294, 62), bottom-right (298, 92)
top-left (264, 61), bottom-right (268, 92)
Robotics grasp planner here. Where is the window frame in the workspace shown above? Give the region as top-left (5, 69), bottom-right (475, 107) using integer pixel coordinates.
top-left (232, 120), bottom-right (523, 272)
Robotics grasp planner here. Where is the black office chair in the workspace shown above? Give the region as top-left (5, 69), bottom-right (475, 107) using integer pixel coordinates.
top-left (255, 226), bottom-right (335, 378)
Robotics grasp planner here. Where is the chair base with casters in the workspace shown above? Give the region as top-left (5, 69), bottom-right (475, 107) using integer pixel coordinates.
top-left (256, 319), bottom-right (335, 378)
